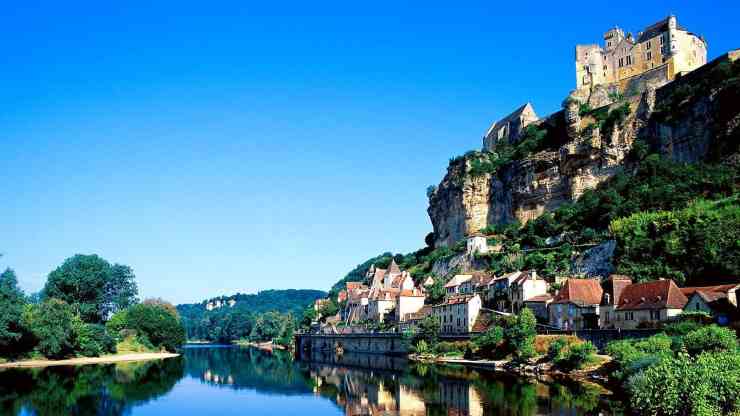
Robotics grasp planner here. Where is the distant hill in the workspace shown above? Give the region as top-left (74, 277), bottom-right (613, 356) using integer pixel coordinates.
top-left (177, 289), bottom-right (326, 341)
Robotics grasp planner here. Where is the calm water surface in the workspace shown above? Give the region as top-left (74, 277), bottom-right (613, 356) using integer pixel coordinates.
top-left (1, 345), bottom-right (624, 415)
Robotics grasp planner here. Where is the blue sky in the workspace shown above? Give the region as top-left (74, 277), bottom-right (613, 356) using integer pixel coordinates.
top-left (2, 1), bottom-right (738, 304)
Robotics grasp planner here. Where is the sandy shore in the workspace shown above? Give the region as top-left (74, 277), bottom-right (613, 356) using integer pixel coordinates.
top-left (0, 352), bottom-right (180, 369)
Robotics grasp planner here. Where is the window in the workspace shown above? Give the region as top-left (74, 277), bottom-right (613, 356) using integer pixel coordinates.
top-left (646, 51), bottom-right (652, 61)
top-left (626, 55), bottom-right (632, 65)
top-left (618, 58), bottom-right (624, 68)
top-left (607, 41), bottom-right (612, 47)
top-left (646, 40), bottom-right (651, 50)
top-left (660, 34), bottom-right (665, 45)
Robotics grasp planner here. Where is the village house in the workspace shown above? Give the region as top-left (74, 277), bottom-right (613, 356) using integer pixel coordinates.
top-left (432, 294), bottom-right (482, 334)
top-left (458, 272), bottom-right (494, 296)
top-left (488, 271), bottom-right (523, 312)
top-left (599, 275), bottom-right (634, 329)
top-left (368, 289), bottom-right (399, 323)
top-left (682, 284), bottom-right (739, 325)
top-left (444, 274), bottom-right (473, 296)
top-left (509, 270), bottom-right (548, 314)
top-left (612, 279), bottom-right (688, 329)
top-left (549, 278), bottom-right (603, 330)
top-left (395, 289), bottom-right (427, 322)
top-left (575, 15), bottom-right (706, 91)
top-left (398, 305), bottom-right (432, 332)
top-left (523, 293), bottom-right (553, 323)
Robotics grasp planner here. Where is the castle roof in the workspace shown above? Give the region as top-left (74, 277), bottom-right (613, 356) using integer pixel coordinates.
top-left (484, 103), bottom-right (536, 139)
top-left (387, 259), bottom-right (401, 275)
top-left (615, 279), bottom-right (688, 311)
top-left (637, 16), bottom-right (686, 43)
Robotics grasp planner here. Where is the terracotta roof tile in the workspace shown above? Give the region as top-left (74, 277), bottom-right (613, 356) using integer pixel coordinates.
top-left (616, 280), bottom-right (688, 311)
top-left (552, 279), bottom-right (603, 306)
top-left (680, 284), bottom-right (739, 297)
top-left (525, 294), bottom-right (553, 302)
top-left (433, 294), bottom-right (478, 306)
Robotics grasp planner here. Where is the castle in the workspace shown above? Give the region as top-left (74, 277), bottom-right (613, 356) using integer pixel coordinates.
top-left (483, 15), bottom-right (706, 151)
top-left (575, 15), bottom-right (706, 91)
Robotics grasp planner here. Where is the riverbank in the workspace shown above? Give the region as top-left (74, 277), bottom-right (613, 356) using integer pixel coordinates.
top-left (0, 352), bottom-right (180, 369)
top-left (409, 353), bottom-right (614, 388)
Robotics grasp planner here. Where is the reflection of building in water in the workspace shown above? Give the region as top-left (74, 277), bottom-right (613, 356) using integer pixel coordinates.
top-left (201, 369), bottom-right (234, 385)
top-left (439, 379), bottom-right (484, 416)
top-left (398, 384), bottom-right (426, 415)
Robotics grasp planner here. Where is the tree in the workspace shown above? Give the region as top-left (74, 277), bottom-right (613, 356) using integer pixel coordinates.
top-left (125, 302), bottom-right (185, 352)
top-left (44, 255), bottom-right (139, 323)
top-left (301, 306), bottom-right (318, 328)
top-left (416, 316), bottom-right (441, 345)
top-left (23, 299), bottom-right (77, 358)
top-left (506, 308), bottom-right (537, 360)
top-left (142, 298), bottom-right (180, 320)
top-left (105, 264), bottom-right (139, 316)
top-left (44, 254), bottom-right (108, 323)
top-left (0, 268), bottom-right (26, 349)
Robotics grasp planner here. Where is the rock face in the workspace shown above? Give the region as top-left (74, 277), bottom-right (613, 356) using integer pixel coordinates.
top-left (428, 51), bottom-right (740, 248)
top-left (570, 240), bottom-right (617, 278)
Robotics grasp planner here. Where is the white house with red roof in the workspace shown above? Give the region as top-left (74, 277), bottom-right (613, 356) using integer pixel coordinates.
top-left (613, 279), bottom-right (688, 329)
top-left (549, 278), bottom-right (603, 330)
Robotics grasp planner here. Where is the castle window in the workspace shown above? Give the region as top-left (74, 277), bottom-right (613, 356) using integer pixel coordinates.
top-left (646, 40), bottom-right (651, 50)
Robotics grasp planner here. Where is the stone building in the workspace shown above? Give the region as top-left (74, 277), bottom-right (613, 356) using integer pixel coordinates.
top-left (575, 15), bottom-right (706, 91)
top-left (395, 289), bottom-right (427, 322)
top-left (482, 103), bottom-right (539, 151)
top-left (432, 294), bottom-right (482, 334)
top-left (523, 293), bottom-right (553, 322)
top-left (549, 278), bottom-right (603, 330)
top-left (509, 270), bottom-right (548, 314)
top-left (599, 275), bottom-right (633, 329)
top-left (612, 279), bottom-right (687, 329)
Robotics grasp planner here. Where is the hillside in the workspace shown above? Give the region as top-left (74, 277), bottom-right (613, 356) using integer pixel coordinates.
top-left (177, 289), bottom-right (326, 341)
top-left (330, 50), bottom-right (740, 292)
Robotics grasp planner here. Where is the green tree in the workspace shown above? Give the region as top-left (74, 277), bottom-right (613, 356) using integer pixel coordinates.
top-left (506, 308), bottom-right (537, 360)
top-left (105, 264), bottom-right (139, 316)
top-left (125, 302), bottom-right (185, 352)
top-left (23, 299), bottom-right (78, 358)
top-left (0, 268), bottom-right (26, 350)
top-left (416, 316), bottom-right (441, 345)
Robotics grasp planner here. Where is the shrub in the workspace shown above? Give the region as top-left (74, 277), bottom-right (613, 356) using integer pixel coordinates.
top-left (76, 323), bottom-right (116, 357)
top-left (547, 336), bottom-right (569, 361)
top-left (683, 325), bottom-right (738, 356)
top-left (415, 339), bottom-right (430, 354)
top-left (106, 310), bottom-right (129, 339)
top-left (628, 351), bottom-right (740, 416)
top-left (557, 341), bottom-right (597, 370)
top-left (472, 326), bottom-right (504, 357)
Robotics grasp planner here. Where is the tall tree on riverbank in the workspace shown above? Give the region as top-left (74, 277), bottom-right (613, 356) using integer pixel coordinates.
top-left (0, 268), bottom-right (26, 349)
top-left (43, 254), bottom-right (138, 323)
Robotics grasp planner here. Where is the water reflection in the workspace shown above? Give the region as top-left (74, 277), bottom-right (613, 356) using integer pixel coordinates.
top-left (0, 357), bottom-right (184, 416)
top-left (0, 346), bottom-right (622, 415)
top-left (302, 350), bottom-right (622, 415)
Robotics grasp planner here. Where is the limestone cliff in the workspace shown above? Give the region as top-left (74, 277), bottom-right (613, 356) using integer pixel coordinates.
top-left (428, 50), bottom-right (740, 247)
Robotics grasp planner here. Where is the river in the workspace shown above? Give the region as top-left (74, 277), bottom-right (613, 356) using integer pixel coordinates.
top-left (0, 344), bottom-right (624, 415)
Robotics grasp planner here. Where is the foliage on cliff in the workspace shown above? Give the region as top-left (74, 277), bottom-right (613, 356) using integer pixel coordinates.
top-left (473, 154), bottom-right (738, 283)
top-left (610, 196), bottom-right (740, 285)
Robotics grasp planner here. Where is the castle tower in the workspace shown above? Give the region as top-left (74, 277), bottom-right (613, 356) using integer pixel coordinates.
top-left (667, 14), bottom-right (678, 57)
top-left (603, 27), bottom-right (624, 52)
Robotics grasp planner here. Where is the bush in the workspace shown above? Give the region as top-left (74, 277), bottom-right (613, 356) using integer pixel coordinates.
top-left (547, 336), bottom-right (569, 361)
top-left (628, 351), bottom-right (740, 416)
top-left (125, 303), bottom-right (186, 352)
top-left (415, 339), bottom-right (430, 354)
top-left (683, 325), bottom-right (738, 356)
top-left (557, 341), bottom-right (597, 370)
top-left (106, 310), bottom-right (129, 339)
top-left (472, 326), bottom-right (504, 357)
top-left (76, 323), bottom-right (116, 357)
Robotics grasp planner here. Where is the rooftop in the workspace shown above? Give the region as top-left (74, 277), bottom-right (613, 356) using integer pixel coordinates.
top-left (552, 278), bottom-right (603, 306)
top-left (615, 279), bottom-right (688, 311)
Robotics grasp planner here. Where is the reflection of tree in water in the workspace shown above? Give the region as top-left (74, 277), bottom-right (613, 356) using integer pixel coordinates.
top-left (0, 357), bottom-right (184, 416)
top-left (183, 346), bottom-right (315, 395)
